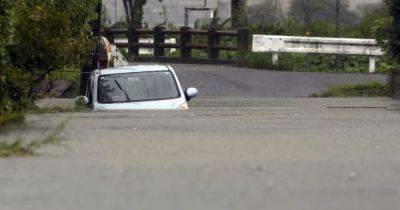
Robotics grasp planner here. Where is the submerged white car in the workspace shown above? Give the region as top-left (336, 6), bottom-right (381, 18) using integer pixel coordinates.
top-left (83, 65), bottom-right (198, 111)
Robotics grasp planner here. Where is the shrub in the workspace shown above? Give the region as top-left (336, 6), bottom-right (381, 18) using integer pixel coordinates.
top-left (311, 82), bottom-right (390, 97)
top-left (0, 0), bottom-right (98, 114)
top-left (237, 52), bottom-right (295, 71)
top-left (0, 1), bottom-right (29, 114)
top-left (9, 0), bottom-right (97, 80)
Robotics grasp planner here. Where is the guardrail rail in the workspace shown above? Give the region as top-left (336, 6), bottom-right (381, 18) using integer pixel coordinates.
top-left (252, 35), bottom-right (384, 73)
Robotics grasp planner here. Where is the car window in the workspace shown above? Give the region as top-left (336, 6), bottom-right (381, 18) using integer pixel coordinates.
top-left (97, 71), bottom-right (180, 103)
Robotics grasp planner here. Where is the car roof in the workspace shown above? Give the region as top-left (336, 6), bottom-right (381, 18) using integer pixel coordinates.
top-left (98, 65), bottom-right (171, 75)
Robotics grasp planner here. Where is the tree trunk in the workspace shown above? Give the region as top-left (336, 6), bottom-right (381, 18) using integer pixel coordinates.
top-left (123, 0), bottom-right (146, 28)
top-left (231, 0), bottom-right (239, 28)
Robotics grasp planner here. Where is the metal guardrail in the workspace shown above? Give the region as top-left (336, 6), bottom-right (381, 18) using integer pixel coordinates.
top-left (252, 35), bottom-right (384, 73)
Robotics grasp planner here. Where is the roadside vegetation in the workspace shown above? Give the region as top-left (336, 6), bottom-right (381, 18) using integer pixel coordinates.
top-left (0, 112), bottom-right (25, 129)
top-left (0, 120), bottom-right (68, 157)
top-left (237, 52), bottom-right (296, 71)
top-left (0, 96), bottom-right (85, 157)
top-left (0, 140), bottom-right (34, 157)
top-left (311, 82), bottom-right (390, 97)
top-left (0, 0), bottom-right (97, 128)
top-left (237, 0), bottom-right (395, 73)
top-left (116, 0), bottom-right (397, 74)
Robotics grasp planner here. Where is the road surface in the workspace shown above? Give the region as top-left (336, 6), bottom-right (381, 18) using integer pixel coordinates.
top-left (1, 97), bottom-right (400, 210)
top-left (172, 64), bottom-right (386, 97)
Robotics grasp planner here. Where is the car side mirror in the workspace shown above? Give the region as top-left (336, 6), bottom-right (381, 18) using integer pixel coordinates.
top-left (185, 87), bottom-right (198, 101)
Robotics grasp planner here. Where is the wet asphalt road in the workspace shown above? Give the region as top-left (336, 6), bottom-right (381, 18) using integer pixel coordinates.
top-left (1, 97), bottom-right (400, 210)
top-left (171, 64), bottom-right (387, 97)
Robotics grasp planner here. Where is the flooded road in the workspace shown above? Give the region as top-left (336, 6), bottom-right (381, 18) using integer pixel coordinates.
top-left (1, 98), bottom-right (400, 210)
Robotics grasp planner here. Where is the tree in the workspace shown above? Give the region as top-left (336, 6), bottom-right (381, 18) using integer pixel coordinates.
top-left (357, 2), bottom-right (387, 18)
top-left (289, 0), bottom-right (321, 30)
top-left (248, 0), bottom-right (284, 24)
top-left (0, 0), bottom-right (98, 113)
top-left (389, 0), bottom-right (400, 61)
top-left (0, 0), bottom-right (12, 66)
top-left (123, 0), bottom-right (147, 28)
top-left (289, 0), bottom-right (357, 31)
top-left (10, 0), bottom-right (97, 78)
top-left (0, 0), bottom-right (21, 113)
top-left (353, 2), bottom-right (390, 39)
top-left (231, 0), bottom-right (247, 28)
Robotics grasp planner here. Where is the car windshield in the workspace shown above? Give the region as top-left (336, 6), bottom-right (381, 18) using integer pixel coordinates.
top-left (97, 71), bottom-right (180, 103)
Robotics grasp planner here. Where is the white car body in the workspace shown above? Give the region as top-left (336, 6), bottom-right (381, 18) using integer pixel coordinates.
top-left (85, 65), bottom-right (197, 111)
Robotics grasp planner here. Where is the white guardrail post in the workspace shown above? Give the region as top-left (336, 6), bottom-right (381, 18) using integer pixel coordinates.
top-left (369, 56), bottom-right (377, 73)
top-left (252, 35), bottom-right (384, 73)
top-left (272, 53), bottom-right (279, 66)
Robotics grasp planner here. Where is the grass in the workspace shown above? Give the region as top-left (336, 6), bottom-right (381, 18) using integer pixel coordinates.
top-left (0, 119), bottom-right (68, 158)
top-left (0, 112), bottom-right (25, 129)
top-left (27, 119), bottom-right (68, 149)
top-left (48, 66), bottom-right (80, 82)
top-left (0, 140), bottom-right (34, 157)
top-left (1, 98), bottom-right (78, 157)
top-left (311, 82), bottom-right (390, 97)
